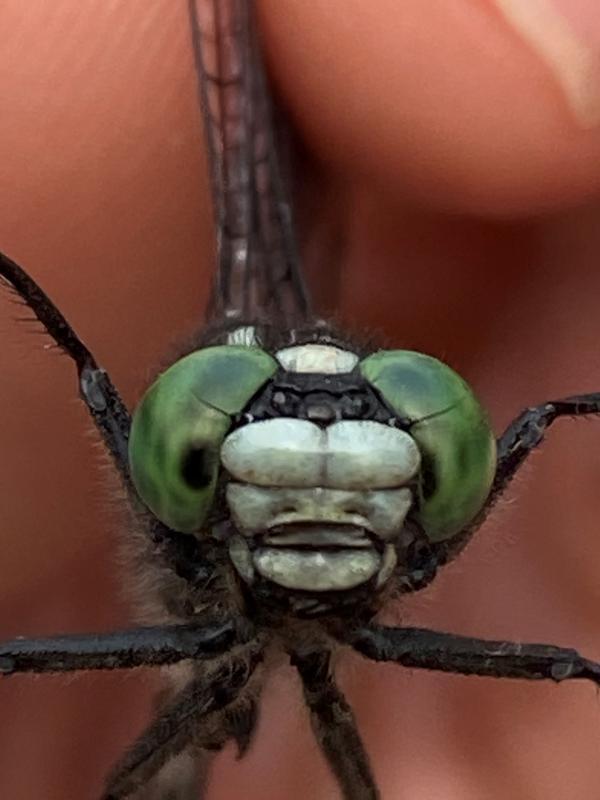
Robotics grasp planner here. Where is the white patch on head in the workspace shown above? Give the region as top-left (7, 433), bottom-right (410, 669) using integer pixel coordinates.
top-left (221, 418), bottom-right (420, 490)
top-left (220, 397), bottom-right (420, 594)
top-left (226, 485), bottom-right (414, 541)
top-left (275, 344), bottom-right (359, 374)
top-left (226, 525), bottom-right (402, 593)
top-left (226, 326), bottom-right (259, 346)
top-left (253, 548), bottom-right (381, 591)
top-left (222, 418), bottom-right (324, 488)
top-left (224, 486), bottom-right (413, 593)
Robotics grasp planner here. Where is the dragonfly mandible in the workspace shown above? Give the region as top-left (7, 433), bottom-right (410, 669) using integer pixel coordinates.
top-left (1, 1), bottom-right (600, 799)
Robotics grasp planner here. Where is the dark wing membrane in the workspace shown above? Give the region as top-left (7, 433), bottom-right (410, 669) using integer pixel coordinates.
top-left (189, 0), bottom-right (311, 324)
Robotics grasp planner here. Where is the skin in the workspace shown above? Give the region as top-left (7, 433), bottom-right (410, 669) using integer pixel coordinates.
top-left (1, 1), bottom-right (600, 798)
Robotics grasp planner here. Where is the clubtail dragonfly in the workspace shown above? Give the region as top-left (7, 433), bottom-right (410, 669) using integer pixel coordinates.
top-left (1, 1), bottom-right (600, 798)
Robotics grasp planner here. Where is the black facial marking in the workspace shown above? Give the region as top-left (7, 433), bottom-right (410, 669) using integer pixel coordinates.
top-left (181, 448), bottom-right (213, 489)
top-left (306, 400), bottom-right (337, 424)
top-left (419, 453), bottom-right (438, 501)
top-left (242, 368), bottom-right (399, 427)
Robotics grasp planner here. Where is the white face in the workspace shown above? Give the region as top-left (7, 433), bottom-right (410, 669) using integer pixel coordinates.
top-left (219, 344), bottom-right (421, 593)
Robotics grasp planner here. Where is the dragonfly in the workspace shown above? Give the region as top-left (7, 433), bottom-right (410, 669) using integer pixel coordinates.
top-left (2, 1), bottom-right (600, 798)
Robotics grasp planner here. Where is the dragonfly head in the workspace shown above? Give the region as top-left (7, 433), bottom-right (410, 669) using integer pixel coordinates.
top-left (128, 335), bottom-right (496, 612)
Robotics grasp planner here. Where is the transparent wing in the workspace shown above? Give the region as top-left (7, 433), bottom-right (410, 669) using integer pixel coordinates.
top-left (189, 0), bottom-right (311, 324)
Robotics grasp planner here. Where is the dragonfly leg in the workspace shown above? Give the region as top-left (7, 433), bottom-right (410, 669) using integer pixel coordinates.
top-left (0, 618), bottom-right (255, 675)
top-left (291, 649), bottom-right (379, 800)
top-left (0, 250), bottom-right (131, 479)
top-left (492, 393), bottom-right (600, 500)
top-left (338, 624), bottom-right (600, 686)
top-left (102, 647), bottom-right (263, 800)
top-left (126, 748), bottom-right (209, 800)
top-left (133, 684), bottom-right (259, 799)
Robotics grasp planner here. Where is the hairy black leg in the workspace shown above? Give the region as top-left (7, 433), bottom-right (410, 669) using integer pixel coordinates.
top-left (102, 647), bottom-right (263, 800)
top-left (132, 690), bottom-right (259, 799)
top-left (0, 252), bottom-right (207, 576)
top-left (337, 624), bottom-right (600, 685)
top-left (0, 251), bottom-right (131, 477)
top-left (128, 667), bottom-right (213, 800)
top-left (130, 750), bottom-right (207, 800)
top-left (492, 393), bottom-right (600, 499)
top-left (124, 676), bottom-right (258, 800)
top-left (291, 650), bottom-right (378, 800)
top-left (0, 618), bottom-right (254, 675)
top-left (128, 691), bottom-right (259, 800)
top-left (131, 675), bottom-right (211, 800)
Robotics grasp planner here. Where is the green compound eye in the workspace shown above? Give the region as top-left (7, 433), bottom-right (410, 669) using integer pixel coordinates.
top-left (361, 350), bottom-right (496, 542)
top-left (129, 346), bottom-right (278, 532)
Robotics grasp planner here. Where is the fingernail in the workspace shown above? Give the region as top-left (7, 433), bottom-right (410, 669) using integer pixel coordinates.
top-left (494, 0), bottom-right (600, 128)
